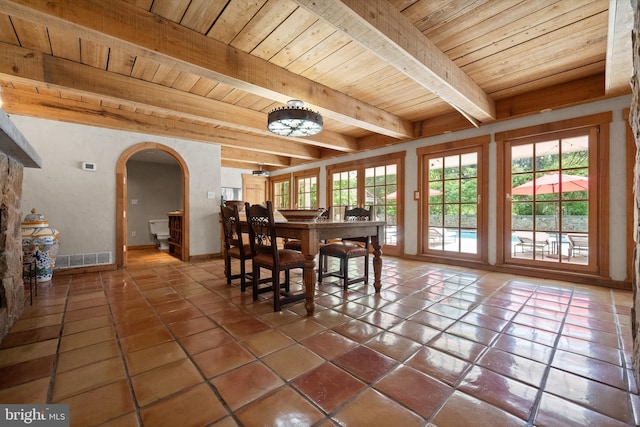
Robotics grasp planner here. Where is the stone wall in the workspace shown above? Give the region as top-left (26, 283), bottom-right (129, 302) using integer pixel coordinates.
top-left (0, 153), bottom-right (24, 340)
top-left (632, 0), bottom-right (640, 388)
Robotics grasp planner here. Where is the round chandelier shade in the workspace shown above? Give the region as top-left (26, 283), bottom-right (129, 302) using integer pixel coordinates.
top-left (267, 100), bottom-right (323, 137)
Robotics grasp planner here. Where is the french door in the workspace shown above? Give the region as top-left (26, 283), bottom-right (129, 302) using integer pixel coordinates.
top-left (326, 152), bottom-right (404, 256)
top-left (418, 137), bottom-right (488, 262)
top-left (504, 128), bottom-right (597, 271)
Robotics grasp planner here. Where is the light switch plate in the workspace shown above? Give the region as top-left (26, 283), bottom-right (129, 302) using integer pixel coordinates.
top-left (207, 191), bottom-right (215, 199)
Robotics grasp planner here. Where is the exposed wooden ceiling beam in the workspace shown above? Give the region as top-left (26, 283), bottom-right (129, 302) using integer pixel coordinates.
top-left (221, 146), bottom-right (290, 167)
top-left (0, 42), bottom-right (357, 153)
top-left (293, 0), bottom-right (496, 126)
top-left (0, 87), bottom-right (319, 163)
top-left (605, 0), bottom-right (633, 95)
top-left (0, 0), bottom-right (414, 139)
top-left (221, 159), bottom-right (258, 170)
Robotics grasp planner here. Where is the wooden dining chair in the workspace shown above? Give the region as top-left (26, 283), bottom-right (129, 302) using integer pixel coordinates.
top-left (318, 206), bottom-right (372, 290)
top-left (244, 201), bottom-right (306, 311)
top-left (220, 203), bottom-right (253, 291)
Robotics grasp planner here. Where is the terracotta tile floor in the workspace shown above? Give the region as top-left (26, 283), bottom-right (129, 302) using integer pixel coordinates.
top-left (1, 248), bottom-right (638, 426)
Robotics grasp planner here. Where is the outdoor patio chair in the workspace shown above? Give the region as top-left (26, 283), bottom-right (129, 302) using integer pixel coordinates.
top-left (429, 227), bottom-right (443, 244)
top-left (567, 233), bottom-right (589, 259)
top-left (513, 231), bottom-right (550, 258)
top-left (428, 227), bottom-right (457, 246)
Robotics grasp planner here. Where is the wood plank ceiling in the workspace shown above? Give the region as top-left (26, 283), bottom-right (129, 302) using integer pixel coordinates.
top-left (0, 0), bottom-right (632, 172)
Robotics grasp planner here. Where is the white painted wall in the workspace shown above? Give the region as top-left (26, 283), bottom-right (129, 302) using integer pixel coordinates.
top-left (11, 116), bottom-right (222, 257)
top-left (270, 95), bottom-right (632, 281)
top-left (221, 166), bottom-right (251, 188)
top-left (127, 160), bottom-right (182, 246)
top-left (8, 95), bottom-right (631, 280)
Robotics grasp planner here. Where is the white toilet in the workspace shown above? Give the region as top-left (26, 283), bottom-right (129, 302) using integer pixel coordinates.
top-left (149, 219), bottom-right (170, 250)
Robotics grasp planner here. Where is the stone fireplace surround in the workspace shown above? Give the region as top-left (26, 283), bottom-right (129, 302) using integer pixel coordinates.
top-left (0, 111), bottom-right (41, 340)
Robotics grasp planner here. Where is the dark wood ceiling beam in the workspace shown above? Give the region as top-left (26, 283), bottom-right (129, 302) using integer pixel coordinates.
top-left (293, 0), bottom-right (496, 126)
top-left (0, 0), bottom-right (414, 139)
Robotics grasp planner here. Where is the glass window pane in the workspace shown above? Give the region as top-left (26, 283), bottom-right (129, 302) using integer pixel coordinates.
top-left (562, 201), bottom-right (588, 232)
top-left (444, 155), bottom-right (460, 179)
top-left (460, 152), bottom-right (478, 178)
top-left (512, 143), bottom-right (534, 173)
top-left (296, 176), bottom-right (317, 209)
top-left (460, 229), bottom-right (476, 254)
top-left (512, 172), bottom-right (534, 200)
top-left (365, 167), bottom-right (375, 179)
top-left (461, 178), bottom-right (477, 203)
top-left (273, 180), bottom-right (290, 209)
top-left (444, 180), bottom-right (459, 203)
top-left (385, 226), bottom-right (396, 245)
top-left (512, 202), bottom-right (533, 231)
top-left (535, 140), bottom-right (559, 172)
top-left (387, 165), bottom-right (397, 181)
top-left (430, 158), bottom-right (443, 181)
top-left (429, 204), bottom-right (443, 226)
top-left (534, 201), bottom-right (557, 231)
top-left (444, 204), bottom-right (459, 227)
top-left (332, 170), bottom-right (357, 208)
top-left (462, 205), bottom-right (477, 228)
top-left (561, 136), bottom-right (589, 168)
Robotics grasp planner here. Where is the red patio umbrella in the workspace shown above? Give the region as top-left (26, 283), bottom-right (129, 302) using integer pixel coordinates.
top-left (511, 172), bottom-right (588, 196)
top-left (511, 171), bottom-right (589, 241)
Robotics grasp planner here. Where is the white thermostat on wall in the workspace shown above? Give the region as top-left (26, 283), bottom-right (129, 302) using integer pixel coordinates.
top-left (82, 162), bottom-right (97, 171)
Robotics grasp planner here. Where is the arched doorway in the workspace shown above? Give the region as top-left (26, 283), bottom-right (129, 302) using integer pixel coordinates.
top-left (116, 142), bottom-right (190, 267)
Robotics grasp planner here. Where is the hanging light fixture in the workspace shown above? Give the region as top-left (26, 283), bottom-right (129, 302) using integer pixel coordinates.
top-left (267, 100), bottom-right (323, 137)
top-left (252, 163), bottom-right (268, 176)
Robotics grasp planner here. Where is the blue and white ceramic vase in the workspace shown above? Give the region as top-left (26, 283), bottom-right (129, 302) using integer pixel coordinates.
top-left (21, 208), bottom-right (60, 283)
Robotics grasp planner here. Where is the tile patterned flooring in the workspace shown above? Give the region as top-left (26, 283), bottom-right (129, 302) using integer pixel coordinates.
top-left (0, 248), bottom-right (638, 426)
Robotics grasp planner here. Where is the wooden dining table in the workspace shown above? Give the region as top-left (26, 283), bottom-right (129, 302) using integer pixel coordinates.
top-left (253, 218), bottom-right (386, 316)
